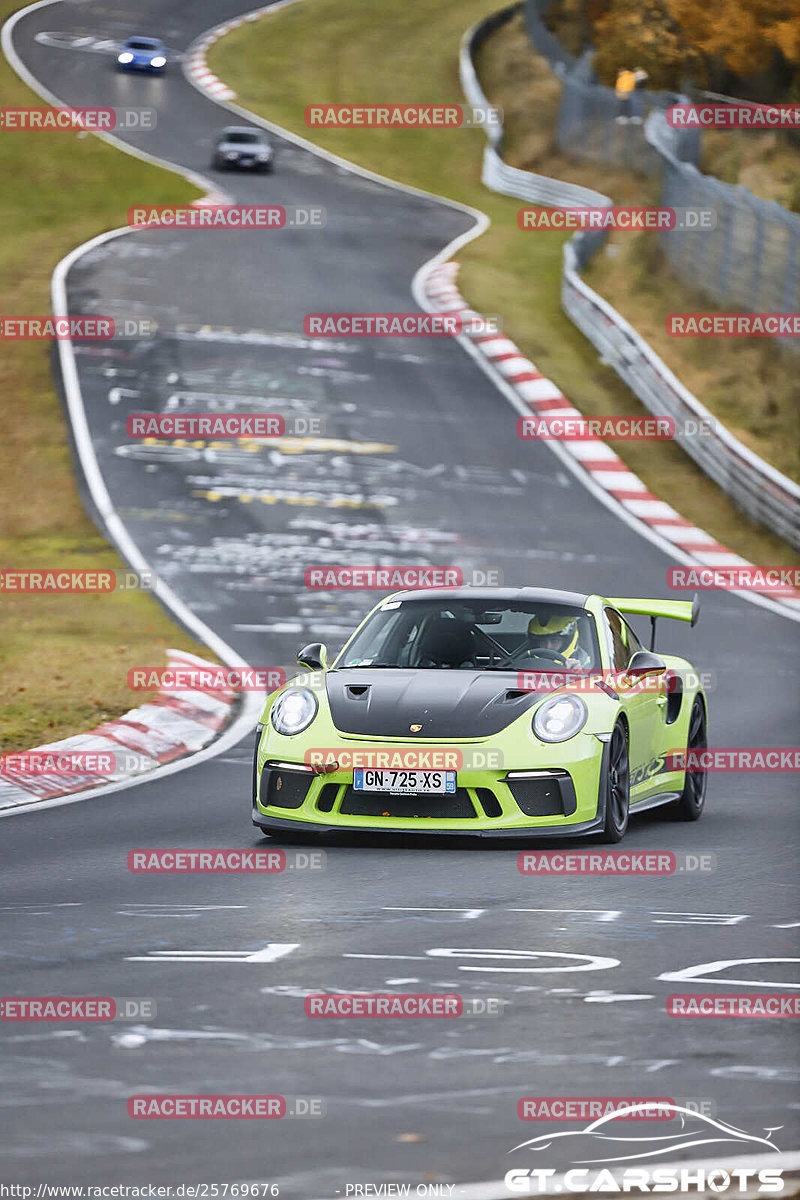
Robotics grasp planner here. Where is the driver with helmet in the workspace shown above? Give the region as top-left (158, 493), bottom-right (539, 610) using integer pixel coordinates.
top-left (525, 614), bottom-right (591, 669)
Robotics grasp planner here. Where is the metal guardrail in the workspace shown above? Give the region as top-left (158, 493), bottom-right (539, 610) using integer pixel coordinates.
top-left (460, 9), bottom-right (800, 550)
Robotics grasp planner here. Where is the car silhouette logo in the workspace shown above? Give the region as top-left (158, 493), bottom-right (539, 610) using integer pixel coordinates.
top-left (509, 1103), bottom-right (783, 1165)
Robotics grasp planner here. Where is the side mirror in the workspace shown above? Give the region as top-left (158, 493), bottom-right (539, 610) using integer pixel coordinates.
top-left (296, 642), bottom-right (328, 671)
top-left (626, 650), bottom-right (667, 677)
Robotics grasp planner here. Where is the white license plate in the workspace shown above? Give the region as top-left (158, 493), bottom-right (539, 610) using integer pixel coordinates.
top-left (353, 769), bottom-right (456, 795)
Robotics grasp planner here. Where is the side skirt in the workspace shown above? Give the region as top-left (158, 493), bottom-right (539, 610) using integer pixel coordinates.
top-left (630, 790), bottom-right (682, 813)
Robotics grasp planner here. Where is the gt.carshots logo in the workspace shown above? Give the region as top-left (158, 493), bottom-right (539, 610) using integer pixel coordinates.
top-left (505, 1104), bottom-right (786, 1193)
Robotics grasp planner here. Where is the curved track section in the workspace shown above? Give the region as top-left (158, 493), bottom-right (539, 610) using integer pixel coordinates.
top-left (2, 0), bottom-right (799, 1192)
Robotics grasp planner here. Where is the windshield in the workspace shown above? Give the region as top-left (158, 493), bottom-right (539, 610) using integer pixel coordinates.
top-left (224, 132), bottom-right (262, 144)
top-left (336, 599), bottom-right (601, 671)
top-left (127, 39), bottom-right (159, 49)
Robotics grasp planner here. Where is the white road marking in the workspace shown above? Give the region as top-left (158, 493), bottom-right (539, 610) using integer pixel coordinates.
top-left (658, 957), bottom-right (800, 988)
top-left (126, 943), bottom-right (299, 964)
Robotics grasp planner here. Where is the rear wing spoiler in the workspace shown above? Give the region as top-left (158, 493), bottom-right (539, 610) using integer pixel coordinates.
top-left (608, 594), bottom-right (699, 650)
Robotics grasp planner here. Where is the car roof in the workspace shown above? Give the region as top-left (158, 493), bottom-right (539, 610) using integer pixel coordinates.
top-left (220, 126), bottom-right (265, 136)
top-left (384, 586), bottom-right (590, 606)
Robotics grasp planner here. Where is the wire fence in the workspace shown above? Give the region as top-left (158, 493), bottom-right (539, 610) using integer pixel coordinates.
top-left (523, 0), bottom-right (800, 339)
top-left (460, 9), bottom-right (800, 550)
top-left (648, 112), bottom-right (800, 319)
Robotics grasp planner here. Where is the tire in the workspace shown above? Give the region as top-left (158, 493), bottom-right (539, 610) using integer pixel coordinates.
top-left (599, 722), bottom-right (630, 843)
top-left (673, 697), bottom-right (707, 821)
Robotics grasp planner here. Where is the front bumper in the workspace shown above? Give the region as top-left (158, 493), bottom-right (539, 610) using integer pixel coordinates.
top-left (222, 157), bottom-right (271, 169)
top-left (118, 60), bottom-right (165, 71)
top-left (253, 742), bottom-right (606, 838)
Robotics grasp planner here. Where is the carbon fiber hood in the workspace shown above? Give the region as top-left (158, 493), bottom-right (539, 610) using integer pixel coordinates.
top-left (325, 669), bottom-right (543, 739)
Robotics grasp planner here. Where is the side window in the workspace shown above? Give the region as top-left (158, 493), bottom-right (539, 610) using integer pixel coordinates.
top-left (621, 616), bottom-right (644, 657)
top-left (604, 607), bottom-right (630, 671)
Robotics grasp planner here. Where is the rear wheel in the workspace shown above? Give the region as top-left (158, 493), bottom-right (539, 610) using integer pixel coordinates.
top-left (599, 722), bottom-right (629, 843)
top-left (673, 698), bottom-right (707, 820)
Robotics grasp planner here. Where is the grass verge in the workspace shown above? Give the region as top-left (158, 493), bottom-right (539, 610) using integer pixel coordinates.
top-left (208, 0), bottom-right (799, 571)
top-left (0, 0), bottom-right (215, 753)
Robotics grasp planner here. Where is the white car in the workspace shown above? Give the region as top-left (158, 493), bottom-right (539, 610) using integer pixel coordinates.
top-left (211, 127), bottom-right (274, 173)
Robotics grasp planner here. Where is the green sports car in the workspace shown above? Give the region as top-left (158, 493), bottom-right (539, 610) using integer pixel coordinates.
top-left (252, 587), bottom-right (707, 842)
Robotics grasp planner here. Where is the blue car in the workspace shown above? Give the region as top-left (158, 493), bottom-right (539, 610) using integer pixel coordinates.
top-left (117, 37), bottom-right (167, 73)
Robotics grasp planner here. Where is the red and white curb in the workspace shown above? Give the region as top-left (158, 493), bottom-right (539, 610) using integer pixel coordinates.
top-left (0, 650), bottom-right (238, 811)
top-left (425, 261), bottom-right (800, 616)
top-left (184, 6), bottom-right (278, 103)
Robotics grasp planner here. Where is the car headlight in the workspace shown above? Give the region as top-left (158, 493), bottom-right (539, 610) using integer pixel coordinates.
top-left (150, 55), bottom-right (166, 67)
top-left (271, 688), bottom-right (317, 736)
top-left (532, 694), bottom-right (588, 743)
top-left (257, 150), bottom-right (270, 160)
top-left (225, 151), bottom-right (239, 160)
top-left (118, 52), bottom-right (133, 63)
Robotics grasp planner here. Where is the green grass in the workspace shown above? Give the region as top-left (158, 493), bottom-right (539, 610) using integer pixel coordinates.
top-left (0, 0), bottom-right (216, 752)
top-left (209, 0), bottom-right (799, 572)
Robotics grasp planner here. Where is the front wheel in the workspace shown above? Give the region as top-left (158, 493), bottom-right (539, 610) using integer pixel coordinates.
top-left (673, 698), bottom-right (707, 821)
top-left (599, 722), bottom-right (629, 843)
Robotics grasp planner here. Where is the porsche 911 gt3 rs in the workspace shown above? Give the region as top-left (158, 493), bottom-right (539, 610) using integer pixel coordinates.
top-left (252, 587), bottom-right (707, 842)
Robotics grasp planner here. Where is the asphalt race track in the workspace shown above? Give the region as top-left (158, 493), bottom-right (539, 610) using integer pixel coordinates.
top-left (2, 0), bottom-right (799, 1193)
